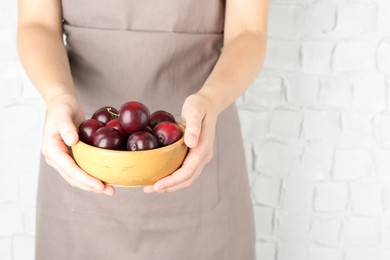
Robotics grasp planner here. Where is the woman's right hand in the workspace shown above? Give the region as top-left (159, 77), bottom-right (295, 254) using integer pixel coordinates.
top-left (42, 94), bottom-right (115, 196)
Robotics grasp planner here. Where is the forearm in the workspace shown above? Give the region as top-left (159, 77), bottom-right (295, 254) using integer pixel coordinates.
top-left (199, 32), bottom-right (266, 114)
top-left (17, 22), bottom-right (76, 104)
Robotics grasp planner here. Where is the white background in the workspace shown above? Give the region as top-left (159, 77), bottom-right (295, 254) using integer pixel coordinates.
top-left (2, 0), bottom-right (390, 259)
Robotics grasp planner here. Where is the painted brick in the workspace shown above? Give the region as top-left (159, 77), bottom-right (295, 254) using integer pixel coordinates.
top-left (24, 207), bottom-right (36, 236)
top-left (277, 241), bottom-right (308, 260)
top-left (255, 140), bottom-right (301, 177)
top-left (0, 153), bottom-right (19, 204)
top-left (333, 149), bottom-right (373, 180)
top-left (0, 143), bottom-right (40, 208)
top-left (332, 3), bottom-right (377, 37)
top-left (350, 180), bottom-right (383, 215)
top-left (19, 65), bottom-right (43, 99)
top-left (345, 247), bottom-right (378, 260)
top-left (0, 103), bottom-right (41, 144)
top-left (0, 29), bottom-right (18, 63)
top-left (373, 114), bottom-right (390, 148)
top-left (294, 142), bottom-right (334, 180)
top-left (238, 109), bottom-right (270, 143)
top-left (281, 172), bottom-right (314, 214)
top-left (380, 249), bottom-right (390, 260)
top-left (13, 235), bottom-right (35, 260)
top-left (308, 245), bottom-right (344, 260)
top-left (263, 39), bottom-right (301, 71)
top-left (269, 108), bottom-right (302, 140)
top-left (243, 141), bottom-right (256, 179)
top-left (286, 75), bottom-right (320, 107)
top-left (342, 112), bottom-right (373, 136)
top-left (0, 238), bottom-right (12, 260)
top-left (302, 41), bottom-right (334, 74)
top-left (243, 76), bottom-right (285, 109)
top-left (341, 216), bottom-right (381, 246)
top-left (268, 4), bottom-right (306, 38)
top-left (276, 212), bottom-right (311, 240)
top-left (254, 205), bottom-right (274, 238)
top-left (375, 149), bottom-right (390, 180)
top-left (0, 202), bottom-right (23, 237)
top-left (319, 77), bottom-right (353, 108)
top-left (384, 184), bottom-right (390, 213)
top-left (333, 40), bottom-right (376, 73)
top-left (310, 215), bottom-right (342, 246)
top-left (337, 133), bottom-right (374, 150)
top-left (377, 2), bottom-right (390, 37)
top-left (256, 242), bottom-right (276, 260)
top-left (314, 182), bottom-right (348, 212)
top-left (0, 0), bottom-right (17, 27)
top-left (377, 39), bottom-right (390, 73)
top-left (304, 0), bottom-right (337, 35)
top-left (304, 109), bottom-right (340, 141)
top-left (380, 214), bottom-right (390, 245)
top-left (253, 175), bottom-right (281, 207)
top-left (18, 146), bottom-right (40, 209)
top-left (0, 63), bottom-right (22, 101)
top-left (353, 74), bottom-right (387, 112)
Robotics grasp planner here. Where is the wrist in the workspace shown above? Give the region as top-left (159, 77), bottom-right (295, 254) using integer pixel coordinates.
top-left (47, 92), bottom-right (79, 110)
top-left (197, 87), bottom-right (227, 115)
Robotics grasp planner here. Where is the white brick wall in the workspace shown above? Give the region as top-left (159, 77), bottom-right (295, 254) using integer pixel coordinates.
top-left (2, 0), bottom-right (390, 259)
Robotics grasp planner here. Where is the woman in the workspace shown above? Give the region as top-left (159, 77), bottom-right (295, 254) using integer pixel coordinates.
top-left (17, 0), bottom-right (268, 259)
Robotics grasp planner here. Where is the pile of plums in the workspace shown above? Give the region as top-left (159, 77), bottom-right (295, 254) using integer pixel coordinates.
top-left (77, 101), bottom-right (183, 151)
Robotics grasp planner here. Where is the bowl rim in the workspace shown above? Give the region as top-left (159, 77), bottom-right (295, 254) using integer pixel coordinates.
top-left (72, 122), bottom-right (187, 155)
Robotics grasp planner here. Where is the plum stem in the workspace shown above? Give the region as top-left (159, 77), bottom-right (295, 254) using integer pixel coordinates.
top-left (107, 107), bottom-right (119, 117)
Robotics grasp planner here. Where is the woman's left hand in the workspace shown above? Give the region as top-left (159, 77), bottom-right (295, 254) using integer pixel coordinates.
top-left (143, 92), bottom-right (218, 193)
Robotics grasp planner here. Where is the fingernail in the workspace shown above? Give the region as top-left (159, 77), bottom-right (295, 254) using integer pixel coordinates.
top-left (143, 186), bottom-right (155, 193)
top-left (154, 183), bottom-right (164, 192)
top-left (66, 134), bottom-right (76, 145)
top-left (103, 190), bottom-right (114, 196)
top-left (186, 136), bottom-right (196, 148)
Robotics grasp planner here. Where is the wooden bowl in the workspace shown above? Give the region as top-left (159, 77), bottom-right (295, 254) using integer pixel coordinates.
top-left (71, 124), bottom-right (188, 187)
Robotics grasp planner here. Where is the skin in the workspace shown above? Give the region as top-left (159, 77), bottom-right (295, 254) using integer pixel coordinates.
top-left (17, 0), bottom-right (269, 195)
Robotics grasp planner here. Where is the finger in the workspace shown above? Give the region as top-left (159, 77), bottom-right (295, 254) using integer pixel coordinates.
top-left (50, 146), bottom-right (115, 195)
top-left (181, 109), bottom-right (203, 148)
top-left (45, 140), bottom-right (105, 191)
top-left (153, 150), bottom-right (203, 192)
top-left (55, 151), bottom-right (105, 190)
top-left (52, 157), bottom-right (115, 195)
top-left (44, 155), bottom-right (98, 192)
top-left (58, 118), bottom-right (78, 146)
top-left (160, 169), bottom-right (200, 193)
top-left (143, 185), bottom-right (155, 193)
top-left (54, 107), bottom-right (79, 146)
top-left (102, 184), bottom-right (116, 196)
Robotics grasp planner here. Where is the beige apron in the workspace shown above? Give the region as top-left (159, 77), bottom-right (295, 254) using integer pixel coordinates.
top-left (35, 1), bottom-right (255, 259)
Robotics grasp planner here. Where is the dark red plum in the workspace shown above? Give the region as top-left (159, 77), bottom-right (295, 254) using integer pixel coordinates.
top-left (106, 119), bottom-right (128, 138)
top-left (92, 126), bottom-right (124, 150)
top-left (119, 101), bottom-right (150, 134)
top-left (91, 106), bottom-right (119, 124)
top-left (149, 110), bottom-right (175, 129)
top-left (153, 121), bottom-right (182, 147)
top-left (127, 131), bottom-right (159, 151)
top-left (78, 119), bottom-right (105, 145)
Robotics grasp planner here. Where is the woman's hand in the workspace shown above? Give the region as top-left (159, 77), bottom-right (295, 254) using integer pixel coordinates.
top-left (42, 94), bottom-right (115, 196)
top-left (143, 93), bottom-right (218, 193)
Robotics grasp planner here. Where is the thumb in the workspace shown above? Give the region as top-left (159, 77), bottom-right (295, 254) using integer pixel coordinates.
top-left (57, 113), bottom-right (79, 146)
top-left (181, 110), bottom-right (203, 149)
top-left (59, 120), bottom-right (78, 146)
